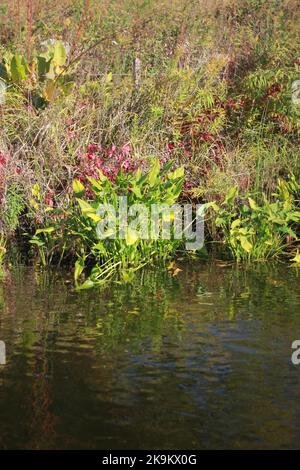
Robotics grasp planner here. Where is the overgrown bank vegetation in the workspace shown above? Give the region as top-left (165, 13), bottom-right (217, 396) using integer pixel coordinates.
top-left (0, 0), bottom-right (299, 282)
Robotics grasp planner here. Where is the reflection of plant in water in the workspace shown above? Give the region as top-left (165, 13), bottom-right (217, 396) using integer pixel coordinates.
top-left (212, 263), bottom-right (300, 321)
top-left (3, 262), bottom-right (298, 359)
top-left (78, 269), bottom-right (186, 353)
top-left (1, 266), bottom-right (186, 356)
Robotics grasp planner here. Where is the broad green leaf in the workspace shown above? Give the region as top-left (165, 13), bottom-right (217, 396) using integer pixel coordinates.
top-left (72, 179), bottom-right (85, 194)
top-left (86, 212), bottom-right (101, 222)
top-left (240, 237), bottom-right (253, 253)
top-left (133, 168), bottom-right (142, 182)
top-left (269, 216), bottom-right (285, 225)
top-left (131, 184), bottom-right (143, 199)
top-left (238, 227), bottom-right (249, 235)
top-left (126, 227), bottom-right (139, 245)
top-left (224, 186), bottom-right (238, 205)
top-left (231, 219), bottom-right (241, 229)
top-left (291, 250), bottom-right (300, 265)
top-left (86, 176), bottom-right (103, 191)
top-left (97, 169), bottom-right (108, 182)
top-left (35, 227), bottom-right (55, 235)
top-left (167, 166), bottom-right (184, 180)
top-left (289, 212), bottom-right (300, 222)
top-left (248, 197), bottom-right (258, 210)
top-left (76, 279), bottom-right (95, 290)
top-left (53, 41), bottom-right (67, 67)
top-left (10, 54), bottom-right (27, 82)
top-left (45, 62), bottom-right (56, 80)
top-left (76, 198), bottom-right (95, 214)
top-left (148, 158), bottom-right (160, 187)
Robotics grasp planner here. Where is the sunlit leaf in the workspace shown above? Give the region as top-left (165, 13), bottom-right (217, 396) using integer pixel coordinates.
top-left (126, 227), bottom-right (139, 245)
top-left (76, 198), bottom-right (95, 214)
top-left (148, 158), bottom-right (160, 187)
top-left (240, 237), bottom-right (253, 253)
top-left (53, 41), bottom-right (67, 67)
top-left (231, 219), bottom-right (241, 229)
top-left (35, 227), bottom-right (55, 235)
top-left (72, 179), bottom-right (85, 195)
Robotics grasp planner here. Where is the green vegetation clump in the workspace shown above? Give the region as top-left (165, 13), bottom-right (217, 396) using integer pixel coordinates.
top-left (30, 160), bottom-right (186, 288)
top-left (206, 176), bottom-right (300, 261)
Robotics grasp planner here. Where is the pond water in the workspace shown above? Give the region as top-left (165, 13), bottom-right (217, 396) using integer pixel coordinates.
top-left (0, 263), bottom-right (300, 449)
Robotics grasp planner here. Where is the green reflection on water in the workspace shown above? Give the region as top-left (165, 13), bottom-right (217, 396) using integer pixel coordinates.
top-left (0, 262), bottom-right (300, 449)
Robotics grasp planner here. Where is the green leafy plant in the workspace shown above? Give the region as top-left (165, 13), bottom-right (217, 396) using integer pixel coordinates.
top-left (0, 41), bottom-right (74, 108)
top-left (207, 177), bottom-right (300, 261)
top-left (3, 184), bottom-right (26, 233)
top-left (30, 159), bottom-right (186, 288)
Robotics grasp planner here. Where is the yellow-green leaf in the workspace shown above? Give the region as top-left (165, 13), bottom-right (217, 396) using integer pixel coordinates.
top-left (11, 54), bottom-right (27, 82)
top-left (231, 219), bottom-right (241, 230)
top-left (224, 186), bottom-right (238, 205)
top-left (291, 250), bottom-right (300, 265)
top-left (248, 197), bottom-right (258, 210)
top-left (76, 198), bottom-right (95, 214)
top-left (35, 227), bottom-right (55, 235)
top-left (240, 237), bottom-right (253, 253)
top-left (53, 41), bottom-right (67, 67)
top-left (167, 166), bottom-right (184, 180)
top-left (72, 179), bottom-right (85, 194)
top-left (86, 212), bottom-right (101, 222)
top-left (126, 227), bottom-right (139, 245)
top-left (148, 158), bottom-right (160, 187)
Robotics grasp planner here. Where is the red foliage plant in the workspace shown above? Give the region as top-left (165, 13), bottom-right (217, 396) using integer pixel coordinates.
top-left (72, 143), bottom-right (142, 197)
